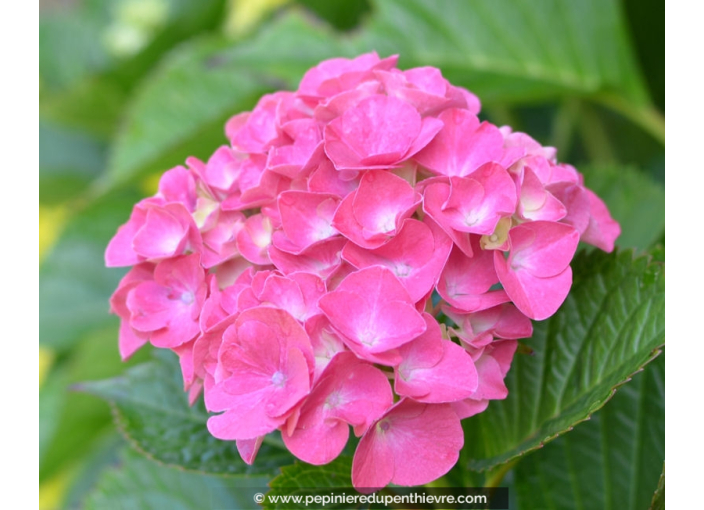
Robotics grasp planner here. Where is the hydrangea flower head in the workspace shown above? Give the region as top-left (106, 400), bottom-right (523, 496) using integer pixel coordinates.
top-left (106, 52), bottom-right (619, 490)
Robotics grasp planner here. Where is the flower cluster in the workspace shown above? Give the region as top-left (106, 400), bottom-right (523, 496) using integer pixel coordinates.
top-left (105, 52), bottom-right (619, 490)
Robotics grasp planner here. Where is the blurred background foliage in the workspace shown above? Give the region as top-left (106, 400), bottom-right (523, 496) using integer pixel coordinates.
top-left (39, 0), bottom-right (664, 508)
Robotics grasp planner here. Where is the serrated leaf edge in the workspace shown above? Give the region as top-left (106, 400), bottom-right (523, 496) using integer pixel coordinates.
top-left (468, 249), bottom-right (665, 472)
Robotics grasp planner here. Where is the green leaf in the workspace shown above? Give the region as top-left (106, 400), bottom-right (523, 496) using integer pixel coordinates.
top-left (360, 0), bottom-right (648, 104)
top-left (101, 36), bottom-right (269, 189)
top-left (40, 0), bottom-right (227, 138)
top-left (81, 350), bottom-right (294, 476)
top-left (296, 0), bottom-right (371, 31)
top-left (356, 0), bottom-right (663, 144)
top-left (102, 0), bottom-right (661, 191)
top-left (623, 0), bottom-right (665, 112)
top-left (62, 434), bottom-right (124, 509)
top-left (39, 1), bottom-right (114, 91)
top-left (581, 165), bottom-right (665, 250)
top-left (100, 13), bottom-right (355, 189)
top-left (460, 248), bottom-right (664, 471)
top-left (39, 190), bottom-right (140, 351)
top-left (264, 456), bottom-right (353, 510)
top-left (513, 354), bottom-right (664, 510)
top-left (650, 464), bottom-right (665, 510)
top-left (39, 370), bottom-right (69, 467)
top-left (83, 447), bottom-right (265, 510)
top-left (40, 327), bottom-right (146, 482)
top-left (39, 121), bottom-right (108, 204)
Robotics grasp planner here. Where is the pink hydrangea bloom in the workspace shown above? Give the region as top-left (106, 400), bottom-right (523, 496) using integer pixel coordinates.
top-left (105, 52), bottom-right (620, 491)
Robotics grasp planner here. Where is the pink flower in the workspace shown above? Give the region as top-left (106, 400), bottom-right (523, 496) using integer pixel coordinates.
top-left (206, 307), bottom-right (314, 440)
top-left (268, 237), bottom-right (346, 280)
top-left (105, 51), bottom-right (621, 489)
top-left (444, 303), bottom-right (533, 348)
top-left (352, 399), bottom-right (464, 491)
top-left (318, 266), bottom-right (426, 360)
top-left (236, 213), bottom-right (274, 265)
top-left (122, 254), bottom-right (207, 349)
top-left (283, 352), bottom-right (392, 465)
top-left (342, 217), bottom-right (452, 302)
top-left (437, 240), bottom-right (509, 312)
top-left (452, 340), bottom-right (518, 419)
top-left (581, 189), bottom-right (621, 252)
top-left (422, 163), bottom-right (517, 256)
top-left (272, 191), bottom-right (339, 254)
top-left (325, 95), bottom-right (442, 170)
top-left (105, 202), bottom-right (202, 267)
top-left (297, 52), bottom-right (398, 101)
top-left (332, 170), bottom-right (422, 249)
top-left (395, 314), bottom-right (478, 403)
top-left (494, 221), bottom-right (580, 320)
top-left (109, 263), bottom-right (154, 360)
top-left (415, 109), bottom-right (504, 177)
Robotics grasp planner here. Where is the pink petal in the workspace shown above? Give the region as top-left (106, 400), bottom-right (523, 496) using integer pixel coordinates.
top-left (268, 237), bottom-right (346, 280)
top-left (414, 108), bottom-right (504, 177)
top-left (307, 159), bottom-right (361, 197)
top-left (352, 400), bottom-right (463, 491)
top-left (495, 251), bottom-right (573, 320)
top-left (395, 314), bottom-right (478, 402)
top-left (305, 315), bottom-right (347, 382)
top-left (157, 166), bottom-right (197, 210)
top-left (445, 303), bottom-right (532, 347)
top-left (230, 93), bottom-right (288, 153)
top-left (118, 321), bottom-right (148, 361)
top-left (257, 272), bottom-right (326, 322)
top-left (452, 399), bottom-right (489, 420)
top-left (342, 217), bottom-right (452, 302)
top-left (351, 425), bottom-right (394, 491)
top-left (548, 182), bottom-right (591, 234)
top-left (236, 214), bottom-right (273, 265)
top-left (471, 340), bottom-right (518, 400)
top-left (202, 146), bottom-right (242, 194)
top-left (507, 222), bottom-right (579, 278)
top-left (517, 166), bottom-right (567, 222)
top-left (105, 206), bottom-right (147, 267)
top-left (273, 191), bottom-right (339, 253)
top-left (126, 254), bottom-right (205, 348)
top-left (284, 353), bottom-right (392, 465)
top-left (581, 188), bottom-right (621, 252)
top-left (237, 436), bottom-right (264, 465)
top-left (313, 82), bottom-right (381, 123)
top-left (267, 119), bottom-right (324, 179)
top-left (332, 171), bottom-right (421, 249)
top-left (298, 52), bottom-right (395, 99)
top-left (206, 308), bottom-right (313, 440)
top-left (132, 204), bottom-right (199, 261)
top-left (201, 210), bottom-right (246, 268)
top-left (378, 68), bottom-right (451, 115)
top-left (325, 95), bottom-right (421, 170)
top-left (403, 117), bottom-right (444, 159)
top-left (436, 164), bottom-right (516, 236)
top-left (319, 266), bottom-right (426, 355)
top-left (437, 242), bottom-right (501, 310)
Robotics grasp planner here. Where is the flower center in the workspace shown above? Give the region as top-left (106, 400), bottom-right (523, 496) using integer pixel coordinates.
top-left (271, 371), bottom-right (286, 386)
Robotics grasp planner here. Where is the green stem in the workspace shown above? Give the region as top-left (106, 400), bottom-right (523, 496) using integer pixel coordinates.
top-left (577, 101), bottom-right (617, 165)
top-left (261, 433), bottom-right (289, 451)
top-left (483, 104), bottom-right (521, 130)
top-left (592, 94), bottom-right (665, 146)
top-left (550, 99), bottom-right (580, 155)
top-left (484, 458), bottom-right (519, 488)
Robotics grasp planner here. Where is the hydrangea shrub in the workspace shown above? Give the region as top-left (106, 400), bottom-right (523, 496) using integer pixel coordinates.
top-left (105, 52), bottom-right (620, 490)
